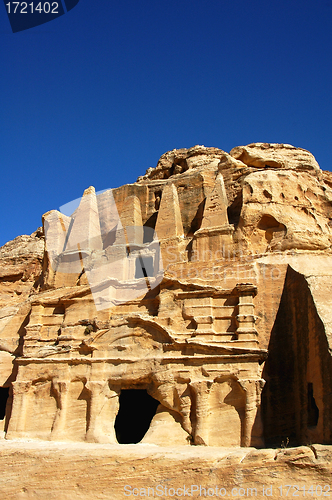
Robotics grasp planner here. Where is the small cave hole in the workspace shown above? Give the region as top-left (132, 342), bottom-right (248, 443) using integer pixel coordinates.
top-left (307, 383), bottom-right (319, 427)
top-left (258, 215), bottom-right (284, 231)
top-left (257, 215), bottom-right (286, 244)
top-left (114, 389), bottom-right (160, 444)
top-left (0, 387), bottom-right (9, 420)
top-left (263, 190), bottom-right (272, 200)
top-left (172, 159), bottom-right (188, 176)
top-left (227, 192), bottom-right (243, 227)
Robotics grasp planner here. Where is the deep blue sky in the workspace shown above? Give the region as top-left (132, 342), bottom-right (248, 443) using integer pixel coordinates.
top-left (1, 0), bottom-right (332, 247)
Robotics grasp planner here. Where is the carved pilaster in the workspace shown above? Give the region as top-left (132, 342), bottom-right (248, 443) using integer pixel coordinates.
top-left (190, 380), bottom-right (213, 445)
top-left (50, 380), bottom-right (70, 441)
top-left (238, 379), bottom-right (265, 447)
top-left (175, 380), bottom-right (192, 437)
top-left (235, 284), bottom-right (258, 343)
top-left (6, 381), bottom-right (31, 438)
top-left (85, 381), bottom-right (119, 444)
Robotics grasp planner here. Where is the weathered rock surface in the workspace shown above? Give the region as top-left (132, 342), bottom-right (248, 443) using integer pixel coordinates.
top-left (0, 441), bottom-right (331, 499)
top-left (230, 142), bottom-right (321, 172)
top-left (0, 230), bottom-right (44, 356)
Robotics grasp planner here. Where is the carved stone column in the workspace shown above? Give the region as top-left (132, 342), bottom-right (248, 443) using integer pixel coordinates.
top-left (175, 381), bottom-right (192, 437)
top-left (6, 381), bottom-right (31, 439)
top-left (50, 380), bottom-right (70, 441)
top-left (238, 379), bottom-right (265, 447)
top-left (85, 381), bottom-right (119, 444)
top-left (190, 380), bottom-right (213, 445)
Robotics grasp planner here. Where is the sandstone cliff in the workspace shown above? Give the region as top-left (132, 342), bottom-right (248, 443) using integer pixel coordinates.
top-left (1, 143), bottom-right (332, 498)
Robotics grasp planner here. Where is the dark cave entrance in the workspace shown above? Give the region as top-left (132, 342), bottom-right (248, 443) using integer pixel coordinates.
top-left (0, 387), bottom-right (9, 420)
top-left (114, 389), bottom-right (160, 444)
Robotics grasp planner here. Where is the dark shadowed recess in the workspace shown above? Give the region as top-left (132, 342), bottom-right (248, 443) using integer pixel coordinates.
top-left (114, 389), bottom-right (160, 444)
top-left (261, 266), bottom-right (332, 447)
top-left (0, 388), bottom-right (9, 420)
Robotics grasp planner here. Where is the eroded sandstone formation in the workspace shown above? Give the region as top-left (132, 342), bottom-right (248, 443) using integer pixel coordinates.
top-left (1, 143), bottom-right (332, 450)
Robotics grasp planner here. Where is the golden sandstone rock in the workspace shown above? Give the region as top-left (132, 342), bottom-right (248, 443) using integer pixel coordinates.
top-left (1, 143), bottom-right (332, 498)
